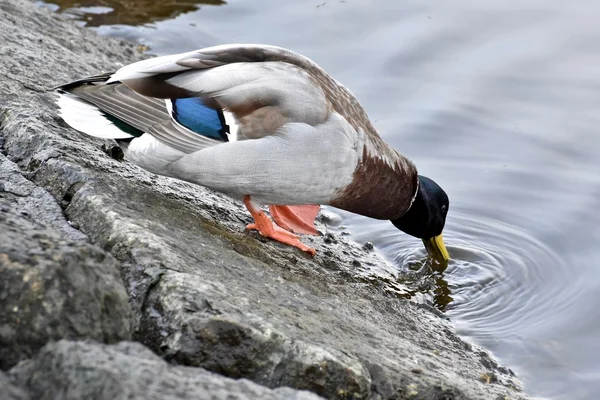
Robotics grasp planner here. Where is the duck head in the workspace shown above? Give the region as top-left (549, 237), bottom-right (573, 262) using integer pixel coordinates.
top-left (391, 175), bottom-right (450, 261)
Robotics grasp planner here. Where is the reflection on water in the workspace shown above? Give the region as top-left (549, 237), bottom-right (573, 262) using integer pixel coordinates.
top-left (392, 252), bottom-right (453, 311)
top-left (46, 1), bottom-right (600, 399)
top-left (40, 0), bottom-right (224, 26)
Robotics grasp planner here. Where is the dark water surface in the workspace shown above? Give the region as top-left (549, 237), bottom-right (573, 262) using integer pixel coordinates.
top-left (42, 1), bottom-right (600, 398)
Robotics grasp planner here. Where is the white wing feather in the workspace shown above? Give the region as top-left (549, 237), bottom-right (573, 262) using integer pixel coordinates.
top-left (57, 92), bottom-right (134, 139)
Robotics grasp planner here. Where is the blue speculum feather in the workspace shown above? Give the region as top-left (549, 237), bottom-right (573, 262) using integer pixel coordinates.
top-left (171, 98), bottom-right (229, 141)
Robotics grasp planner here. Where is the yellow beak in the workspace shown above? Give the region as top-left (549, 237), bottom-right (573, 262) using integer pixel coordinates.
top-left (422, 234), bottom-right (449, 261)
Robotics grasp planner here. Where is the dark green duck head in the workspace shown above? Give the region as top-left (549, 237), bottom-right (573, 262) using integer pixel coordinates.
top-left (391, 175), bottom-right (450, 261)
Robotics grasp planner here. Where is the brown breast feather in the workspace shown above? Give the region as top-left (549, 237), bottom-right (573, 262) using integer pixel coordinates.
top-left (329, 144), bottom-right (418, 220)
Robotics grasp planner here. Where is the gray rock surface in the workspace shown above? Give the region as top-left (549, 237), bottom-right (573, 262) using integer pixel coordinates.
top-left (9, 340), bottom-right (322, 400)
top-left (0, 0), bottom-right (529, 398)
top-left (0, 371), bottom-right (30, 400)
top-left (0, 158), bottom-right (132, 370)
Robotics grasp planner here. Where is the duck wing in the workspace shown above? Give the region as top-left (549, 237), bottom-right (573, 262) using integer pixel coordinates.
top-left (106, 45), bottom-right (350, 144)
top-left (57, 76), bottom-right (225, 152)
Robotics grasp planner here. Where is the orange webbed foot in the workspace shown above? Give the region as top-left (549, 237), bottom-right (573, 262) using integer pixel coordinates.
top-left (269, 205), bottom-right (320, 235)
top-left (244, 196), bottom-right (316, 256)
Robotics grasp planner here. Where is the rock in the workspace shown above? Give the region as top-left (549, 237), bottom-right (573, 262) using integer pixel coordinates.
top-left (0, 0), bottom-right (530, 399)
top-left (0, 196), bottom-right (132, 370)
top-left (0, 154), bottom-right (86, 241)
top-left (9, 340), bottom-right (322, 400)
top-left (0, 371), bottom-right (30, 400)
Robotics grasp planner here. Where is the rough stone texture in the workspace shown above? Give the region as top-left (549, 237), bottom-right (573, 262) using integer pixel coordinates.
top-left (0, 0), bottom-right (530, 399)
top-left (0, 153), bottom-right (87, 241)
top-left (9, 340), bottom-right (322, 400)
top-left (0, 371), bottom-right (30, 400)
top-left (0, 168), bottom-right (132, 370)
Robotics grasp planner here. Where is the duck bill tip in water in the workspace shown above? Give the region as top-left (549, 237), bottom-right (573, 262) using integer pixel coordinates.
top-left (423, 234), bottom-right (450, 261)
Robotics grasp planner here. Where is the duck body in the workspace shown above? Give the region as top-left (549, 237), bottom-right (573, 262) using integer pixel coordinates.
top-left (56, 44), bottom-right (446, 258)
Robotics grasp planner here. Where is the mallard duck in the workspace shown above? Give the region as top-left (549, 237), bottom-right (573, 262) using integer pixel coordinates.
top-left (55, 44), bottom-right (449, 259)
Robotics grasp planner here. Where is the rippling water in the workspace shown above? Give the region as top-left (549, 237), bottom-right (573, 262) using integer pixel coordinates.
top-left (42, 0), bottom-right (600, 398)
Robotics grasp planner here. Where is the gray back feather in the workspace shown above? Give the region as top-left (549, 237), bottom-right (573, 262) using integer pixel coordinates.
top-left (115, 45), bottom-right (385, 144)
top-left (175, 45), bottom-right (376, 131)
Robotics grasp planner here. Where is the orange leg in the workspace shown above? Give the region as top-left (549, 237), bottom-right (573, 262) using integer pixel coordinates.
top-left (244, 196), bottom-right (316, 256)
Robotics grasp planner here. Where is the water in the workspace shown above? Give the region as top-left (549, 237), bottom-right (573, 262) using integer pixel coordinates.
top-left (42, 1), bottom-right (600, 398)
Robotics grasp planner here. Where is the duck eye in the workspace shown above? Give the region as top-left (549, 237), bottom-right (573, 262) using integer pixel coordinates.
top-left (441, 205), bottom-right (447, 213)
